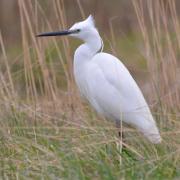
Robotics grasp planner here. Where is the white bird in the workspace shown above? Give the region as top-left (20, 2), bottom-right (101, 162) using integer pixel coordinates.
top-left (37, 15), bottom-right (161, 144)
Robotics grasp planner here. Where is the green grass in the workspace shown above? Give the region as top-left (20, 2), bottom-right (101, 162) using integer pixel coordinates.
top-left (0, 103), bottom-right (179, 179)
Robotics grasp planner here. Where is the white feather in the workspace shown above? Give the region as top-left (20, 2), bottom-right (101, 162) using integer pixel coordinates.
top-left (71, 15), bottom-right (162, 144)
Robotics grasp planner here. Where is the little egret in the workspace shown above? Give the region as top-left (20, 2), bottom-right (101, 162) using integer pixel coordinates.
top-left (37, 15), bottom-right (161, 144)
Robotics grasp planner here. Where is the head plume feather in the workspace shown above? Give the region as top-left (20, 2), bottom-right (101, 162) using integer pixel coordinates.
top-left (85, 15), bottom-right (95, 27)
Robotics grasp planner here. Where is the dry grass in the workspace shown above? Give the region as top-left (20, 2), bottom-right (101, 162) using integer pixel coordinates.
top-left (0, 0), bottom-right (179, 179)
top-left (133, 0), bottom-right (180, 110)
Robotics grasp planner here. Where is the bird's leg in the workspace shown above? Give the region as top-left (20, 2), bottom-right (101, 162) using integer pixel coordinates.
top-left (116, 120), bottom-right (126, 149)
top-left (116, 121), bottom-right (124, 139)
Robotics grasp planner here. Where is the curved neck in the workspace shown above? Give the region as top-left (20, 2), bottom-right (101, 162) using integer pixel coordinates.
top-left (74, 30), bottom-right (103, 69)
top-left (85, 33), bottom-right (103, 56)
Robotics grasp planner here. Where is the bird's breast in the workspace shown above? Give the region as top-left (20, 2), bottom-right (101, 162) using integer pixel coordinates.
top-left (73, 61), bottom-right (89, 99)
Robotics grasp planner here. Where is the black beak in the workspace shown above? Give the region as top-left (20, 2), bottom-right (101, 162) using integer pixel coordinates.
top-left (36, 29), bottom-right (80, 37)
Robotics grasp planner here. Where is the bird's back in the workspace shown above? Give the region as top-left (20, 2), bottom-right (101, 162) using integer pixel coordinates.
top-left (84, 52), bottom-right (161, 143)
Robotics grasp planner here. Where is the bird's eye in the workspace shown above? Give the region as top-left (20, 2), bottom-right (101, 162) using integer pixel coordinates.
top-left (71, 29), bottom-right (81, 34)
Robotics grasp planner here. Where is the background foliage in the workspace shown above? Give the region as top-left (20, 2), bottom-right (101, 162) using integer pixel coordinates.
top-left (0, 0), bottom-right (180, 179)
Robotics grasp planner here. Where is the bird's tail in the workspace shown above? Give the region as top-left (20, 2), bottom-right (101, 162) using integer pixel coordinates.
top-left (139, 122), bottom-right (162, 144)
top-left (143, 128), bottom-right (162, 144)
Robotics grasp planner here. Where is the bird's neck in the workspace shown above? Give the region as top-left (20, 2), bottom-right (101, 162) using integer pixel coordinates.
top-left (85, 34), bottom-right (103, 56)
top-left (74, 32), bottom-right (103, 75)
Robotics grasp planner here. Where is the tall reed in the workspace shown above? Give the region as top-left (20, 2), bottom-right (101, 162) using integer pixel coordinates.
top-left (133, 0), bottom-right (180, 111)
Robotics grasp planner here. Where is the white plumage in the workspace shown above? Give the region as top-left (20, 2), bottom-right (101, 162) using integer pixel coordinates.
top-left (38, 15), bottom-right (162, 144)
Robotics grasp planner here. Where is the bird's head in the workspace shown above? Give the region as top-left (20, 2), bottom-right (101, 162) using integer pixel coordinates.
top-left (37, 15), bottom-right (98, 42)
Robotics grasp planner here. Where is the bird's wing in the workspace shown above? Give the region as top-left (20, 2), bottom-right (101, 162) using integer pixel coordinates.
top-left (90, 52), bottom-right (147, 109)
top-left (85, 52), bottom-right (161, 143)
top-left (87, 52), bottom-right (155, 121)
